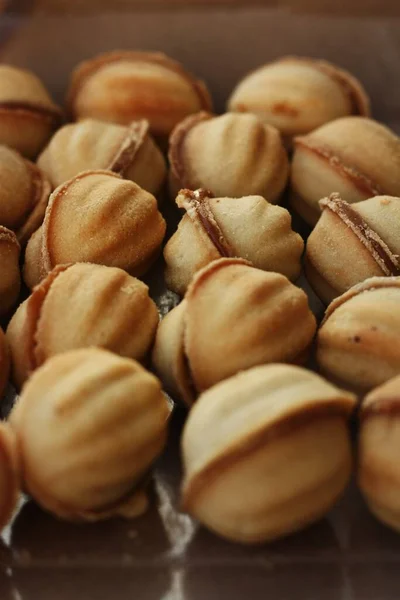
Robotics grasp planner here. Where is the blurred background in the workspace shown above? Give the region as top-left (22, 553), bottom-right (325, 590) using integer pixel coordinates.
top-left (0, 0), bottom-right (399, 128)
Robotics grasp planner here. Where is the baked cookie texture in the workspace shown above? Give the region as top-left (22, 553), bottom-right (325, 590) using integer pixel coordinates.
top-left (164, 189), bottom-right (304, 296)
top-left (0, 423), bottom-right (20, 531)
top-left (0, 227), bottom-right (21, 317)
top-left (67, 51), bottom-right (212, 139)
top-left (0, 145), bottom-right (51, 246)
top-left (290, 117), bottom-right (400, 226)
top-left (317, 277), bottom-right (400, 392)
top-left (0, 327), bottom-right (10, 399)
top-left (23, 170), bottom-right (166, 289)
top-left (0, 64), bottom-right (62, 158)
top-left (7, 262), bottom-right (159, 390)
top-left (359, 374), bottom-right (400, 533)
top-left (181, 364), bottom-right (355, 543)
top-left (168, 112), bottom-right (289, 203)
top-left (37, 118), bottom-right (166, 195)
top-left (306, 194), bottom-right (400, 305)
top-left (9, 348), bottom-right (171, 522)
top-left (228, 57), bottom-right (370, 141)
top-left (153, 258), bottom-right (317, 405)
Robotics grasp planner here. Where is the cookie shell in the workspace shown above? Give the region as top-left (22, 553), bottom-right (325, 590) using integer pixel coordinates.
top-left (9, 348), bottom-right (170, 522)
top-left (67, 51), bottom-right (212, 138)
top-left (23, 170), bottom-right (166, 288)
top-left (290, 117), bottom-right (400, 226)
top-left (0, 65), bottom-right (62, 158)
top-left (7, 262), bottom-right (159, 390)
top-left (37, 119), bottom-right (166, 196)
top-left (168, 112), bottom-right (289, 203)
top-left (182, 364), bottom-right (355, 543)
top-left (317, 277), bottom-right (400, 391)
top-left (153, 258), bottom-right (316, 404)
top-left (228, 56), bottom-right (370, 139)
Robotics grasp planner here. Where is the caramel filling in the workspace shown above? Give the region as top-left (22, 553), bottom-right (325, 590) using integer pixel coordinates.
top-left (0, 225), bottom-right (19, 247)
top-left (168, 111), bottom-right (211, 187)
top-left (361, 398), bottom-right (400, 420)
top-left (0, 100), bottom-right (62, 124)
top-left (26, 264), bottom-right (73, 374)
top-left (177, 188), bottom-right (233, 257)
top-left (109, 120), bottom-right (148, 176)
top-left (321, 194), bottom-right (400, 277)
top-left (295, 139), bottom-right (383, 198)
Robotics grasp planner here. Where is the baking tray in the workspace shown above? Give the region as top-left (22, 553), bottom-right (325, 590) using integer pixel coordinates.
top-left (0, 1), bottom-right (400, 598)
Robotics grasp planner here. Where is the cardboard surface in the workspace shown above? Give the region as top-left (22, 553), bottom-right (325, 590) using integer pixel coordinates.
top-left (0, 2), bottom-right (400, 598)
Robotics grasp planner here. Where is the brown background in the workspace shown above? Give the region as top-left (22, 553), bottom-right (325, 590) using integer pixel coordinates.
top-left (1, 0), bottom-right (400, 598)
top-left (5, 0), bottom-right (400, 16)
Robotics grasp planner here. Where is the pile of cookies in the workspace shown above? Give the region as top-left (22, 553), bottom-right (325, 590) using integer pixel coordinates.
top-left (0, 52), bottom-right (399, 544)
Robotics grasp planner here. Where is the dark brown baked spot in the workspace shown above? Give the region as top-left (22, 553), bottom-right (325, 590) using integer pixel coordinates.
top-left (271, 102), bottom-right (299, 117)
top-left (361, 398), bottom-right (400, 420)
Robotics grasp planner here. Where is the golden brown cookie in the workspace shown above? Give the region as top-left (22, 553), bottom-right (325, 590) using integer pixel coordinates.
top-left (0, 327), bottom-right (10, 399)
top-left (0, 64), bottom-right (62, 158)
top-left (317, 277), bottom-right (400, 391)
top-left (0, 227), bottom-right (20, 317)
top-left (228, 56), bottom-right (370, 140)
top-left (9, 348), bottom-right (171, 522)
top-left (182, 364), bottom-right (355, 543)
top-left (153, 258), bottom-right (317, 405)
top-left (0, 423), bottom-right (19, 530)
top-left (23, 170), bottom-right (166, 289)
top-left (0, 145), bottom-right (51, 245)
top-left (359, 375), bottom-right (400, 533)
top-left (7, 262), bottom-right (159, 390)
top-left (305, 194), bottom-right (400, 305)
top-left (168, 112), bottom-right (289, 203)
top-left (164, 189), bottom-right (304, 295)
top-left (290, 117), bottom-right (400, 226)
top-left (67, 51), bottom-right (212, 138)
top-left (38, 119), bottom-right (166, 195)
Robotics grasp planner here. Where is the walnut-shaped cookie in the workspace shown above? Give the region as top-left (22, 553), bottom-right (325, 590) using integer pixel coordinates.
top-left (23, 170), bottom-right (166, 289)
top-left (37, 119), bottom-right (166, 195)
top-left (306, 194), bottom-right (400, 305)
top-left (291, 117), bottom-right (400, 226)
top-left (67, 51), bottom-right (212, 138)
top-left (0, 327), bottom-right (10, 399)
top-left (228, 57), bottom-right (370, 141)
top-left (7, 262), bottom-right (159, 390)
top-left (168, 112), bottom-right (289, 202)
top-left (9, 348), bottom-right (170, 522)
top-left (0, 423), bottom-right (19, 530)
top-left (0, 145), bottom-right (51, 245)
top-left (182, 364), bottom-right (355, 543)
top-left (0, 227), bottom-right (20, 318)
top-left (317, 277), bottom-right (400, 392)
top-left (0, 64), bottom-right (62, 158)
top-left (164, 189), bottom-right (304, 296)
top-left (153, 258), bottom-right (317, 405)
top-left (359, 375), bottom-right (400, 533)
